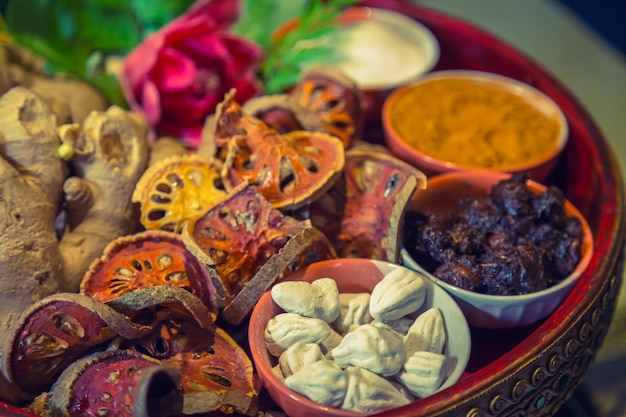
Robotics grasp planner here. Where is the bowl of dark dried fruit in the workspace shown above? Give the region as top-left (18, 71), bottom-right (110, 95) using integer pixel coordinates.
top-left (400, 170), bottom-right (594, 329)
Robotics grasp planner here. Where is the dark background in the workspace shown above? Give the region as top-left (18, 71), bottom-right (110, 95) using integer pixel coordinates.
top-left (555, 0), bottom-right (626, 57)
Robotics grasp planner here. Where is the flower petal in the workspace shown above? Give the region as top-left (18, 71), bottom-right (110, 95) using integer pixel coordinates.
top-left (141, 80), bottom-right (162, 125)
top-left (122, 34), bottom-right (164, 93)
top-left (220, 34), bottom-right (263, 74)
top-left (184, 0), bottom-right (240, 30)
top-left (151, 48), bottom-right (197, 92)
top-left (160, 92), bottom-right (220, 123)
top-left (158, 121), bottom-right (204, 148)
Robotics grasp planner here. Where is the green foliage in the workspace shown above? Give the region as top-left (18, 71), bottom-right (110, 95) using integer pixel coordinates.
top-left (2, 0), bottom-right (357, 102)
top-left (232, 0), bottom-right (307, 51)
top-left (252, 0), bottom-right (359, 94)
top-left (3, 0), bottom-right (195, 106)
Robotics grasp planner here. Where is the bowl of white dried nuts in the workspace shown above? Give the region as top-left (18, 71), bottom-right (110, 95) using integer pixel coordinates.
top-left (248, 258), bottom-right (471, 417)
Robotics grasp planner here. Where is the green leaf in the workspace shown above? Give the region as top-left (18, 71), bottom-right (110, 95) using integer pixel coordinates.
top-left (79, 7), bottom-right (140, 51)
top-left (89, 72), bottom-right (128, 108)
top-left (130, 0), bottom-right (195, 36)
top-left (259, 0), bottom-right (359, 93)
top-left (9, 33), bottom-right (77, 73)
top-left (232, 0), bottom-right (307, 50)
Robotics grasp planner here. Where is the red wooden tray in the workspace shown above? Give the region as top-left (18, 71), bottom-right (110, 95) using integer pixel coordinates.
top-left (2, 1), bottom-right (624, 416)
top-left (360, 1), bottom-right (625, 416)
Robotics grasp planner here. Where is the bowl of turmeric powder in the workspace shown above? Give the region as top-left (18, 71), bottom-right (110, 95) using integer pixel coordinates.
top-left (381, 70), bottom-right (568, 181)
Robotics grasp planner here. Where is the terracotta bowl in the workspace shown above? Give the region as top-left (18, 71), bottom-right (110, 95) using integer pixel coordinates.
top-left (400, 170), bottom-right (594, 329)
top-left (381, 70), bottom-right (569, 181)
top-left (248, 258), bottom-right (471, 417)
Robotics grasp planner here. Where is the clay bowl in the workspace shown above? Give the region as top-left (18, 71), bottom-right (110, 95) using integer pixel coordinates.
top-left (400, 170), bottom-right (594, 329)
top-left (381, 70), bottom-right (569, 182)
top-left (248, 258), bottom-right (471, 417)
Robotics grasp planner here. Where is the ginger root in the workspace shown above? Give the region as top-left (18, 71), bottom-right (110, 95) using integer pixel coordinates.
top-left (57, 106), bottom-right (150, 292)
top-left (0, 44), bottom-right (107, 124)
top-left (0, 87), bottom-right (68, 402)
top-left (0, 86), bottom-right (150, 403)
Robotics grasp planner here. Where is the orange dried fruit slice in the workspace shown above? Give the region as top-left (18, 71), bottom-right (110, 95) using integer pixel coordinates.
top-left (309, 145), bottom-right (427, 262)
top-left (132, 154), bottom-right (227, 233)
top-left (183, 182), bottom-right (336, 324)
top-left (242, 94), bottom-right (327, 135)
top-left (80, 230), bottom-right (218, 320)
top-left (200, 90), bottom-right (345, 210)
top-left (120, 318), bottom-right (259, 416)
top-left (45, 350), bottom-right (182, 417)
top-left (289, 66), bottom-right (365, 148)
top-left (4, 293), bottom-right (152, 396)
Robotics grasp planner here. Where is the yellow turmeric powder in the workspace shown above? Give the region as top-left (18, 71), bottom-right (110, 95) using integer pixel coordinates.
top-left (389, 77), bottom-right (562, 169)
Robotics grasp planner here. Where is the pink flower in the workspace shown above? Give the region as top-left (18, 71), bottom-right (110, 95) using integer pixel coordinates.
top-left (120, 0), bottom-right (263, 147)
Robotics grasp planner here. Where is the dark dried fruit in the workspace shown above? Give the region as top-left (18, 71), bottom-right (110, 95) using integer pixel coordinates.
top-left (405, 174), bottom-right (583, 295)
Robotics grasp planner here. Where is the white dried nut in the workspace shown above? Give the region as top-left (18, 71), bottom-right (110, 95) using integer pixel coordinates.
top-left (404, 307), bottom-right (446, 356)
top-left (265, 313), bottom-right (332, 357)
top-left (341, 366), bottom-right (411, 413)
top-left (333, 292), bottom-right (371, 334)
top-left (284, 360), bottom-right (348, 408)
top-left (389, 379), bottom-right (416, 402)
top-left (272, 364), bottom-right (286, 381)
top-left (397, 351), bottom-right (447, 398)
top-left (320, 328), bottom-right (344, 354)
top-left (372, 317), bottom-right (414, 335)
top-left (330, 323), bottom-right (406, 376)
top-left (279, 342), bottom-right (324, 378)
top-left (270, 278), bottom-right (340, 323)
top-left (370, 268), bottom-right (427, 321)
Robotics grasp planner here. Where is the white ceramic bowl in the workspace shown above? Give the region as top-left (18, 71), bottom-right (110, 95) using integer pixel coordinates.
top-left (248, 258), bottom-right (471, 417)
top-left (401, 170), bottom-right (594, 329)
top-left (277, 6), bottom-right (440, 120)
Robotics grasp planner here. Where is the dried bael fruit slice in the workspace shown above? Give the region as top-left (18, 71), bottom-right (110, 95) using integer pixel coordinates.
top-left (132, 154), bottom-right (227, 233)
top-left (44, 350), bottom-right (183, 417)
top-left (289, 66), bottom-right (365, 148)
top-left (243, 94), bottom-right (327, 135)
top-left (222, 128), bottom-right (345, 210)
top-left (309, 146), bottom-right (427, 262)
top-left (106, 286), bottom-right (214, 332)
top-left (201, 90), bottom-right (345, 210)
top-left (183, 182), bottom-right (336, 324)
top-left (2, 293), bottom-right (152, 397)
top-left (80, 230), bottom-right (218, 320)
top-left (120, 318), bottom-right (259, 416)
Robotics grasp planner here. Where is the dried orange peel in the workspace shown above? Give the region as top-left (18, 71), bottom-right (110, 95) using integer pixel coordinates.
top-left (132, 154), bottom-right (227, 233)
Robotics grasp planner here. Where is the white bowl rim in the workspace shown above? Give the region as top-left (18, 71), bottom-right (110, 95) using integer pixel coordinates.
top-left (321, 7), bottom-right (441, 91)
